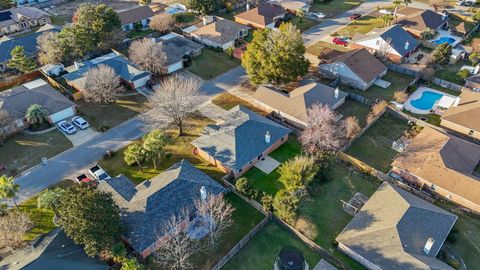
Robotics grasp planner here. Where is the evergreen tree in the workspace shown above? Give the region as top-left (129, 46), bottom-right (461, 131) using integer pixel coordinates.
top-left (7, 46), bottom-right (37, 73)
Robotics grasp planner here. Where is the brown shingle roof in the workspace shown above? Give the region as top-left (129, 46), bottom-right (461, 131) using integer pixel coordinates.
top-left (395, 9), bottom-right (447, 31)
top-left (392, 127), bottom-right (480, 207)
top-left (441, 90), bottom-right (480, 132)
top-left (118, 5), bottom-right (154, 25)
top-left (191, 18), bottom-right (250, 45)
top-left (234, 4), bottom-right (286, 26)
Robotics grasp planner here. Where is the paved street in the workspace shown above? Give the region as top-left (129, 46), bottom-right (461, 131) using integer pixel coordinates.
top-left (11, 67), bottom-right (247, 204)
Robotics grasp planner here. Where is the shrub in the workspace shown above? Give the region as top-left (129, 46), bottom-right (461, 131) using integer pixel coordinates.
top-left (432, 43), bottom-right (452, 65)
top-left (164, 151), bottom-right (173, 159)
top-left (110, 243), bottom-right (127, 263)
top-left (294, 217), bottom-right (318, 239)
top-left (235, 177), bottom-right (252, 196)
top-left (456, 69), bottom-right (470, 80)
top-left (121, 258), bottom-right (145, 270)
top-left (278, 155), bottom-right (319, 195)
top-left (261, 194), bottom-right (274, 212)
top-left (273, 189), bottom-right (300, 224)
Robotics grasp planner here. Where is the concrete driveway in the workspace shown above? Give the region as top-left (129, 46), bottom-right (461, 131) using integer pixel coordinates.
top-left (60, 127), bottom-right (101, 146)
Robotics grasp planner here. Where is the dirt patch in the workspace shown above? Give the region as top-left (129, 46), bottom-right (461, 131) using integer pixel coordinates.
top-left (47, 0), bottom-right (140, 18)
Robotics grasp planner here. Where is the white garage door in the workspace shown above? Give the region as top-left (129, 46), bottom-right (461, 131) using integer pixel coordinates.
top-left (167, 61), bottom-right (184, 74)
top-left (49, 107), bottom-right (75, 123)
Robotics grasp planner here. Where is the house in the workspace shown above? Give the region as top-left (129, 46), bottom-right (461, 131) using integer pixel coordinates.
top-left (16, 0), bottom-right (53, 7)
top-left (234, 4), bottom-right (287, 29)
top-left (190, 17), bottom-right (250, 50)
top-left (336, 182), bottom-right (457, 270)
top-left (269, 0), bottom-right (312, 13)
top-left (440, 90), bottom-right (480, 140)
top-left (0, 228), bottom-right (108, 270)
top-left (318, 48), bottom-right (388, 91)
top-left (253, 81), bottom-right (348, 128)
top-left (155, 33), bottom-right (204, 73)
top-left (0, 79), bottom-right (76, 124)
top-left (0, 24), bottom-right (59, 72)
top-left (63, 51), bottom-right (151, 91)
top-left (192, 105), bottom-right (291, 179)
top-left (352, 24), bottom-right (420, 63)
top-left (118, 5), bottom-right (154, 32)
top-left (391, 127), bottom-right (480, 213)
top-left (0, 7), bottom-right (51, 36)
top-left (97, 160), bottom-right (225, 258)
top-left (465, 73), bottom-right (480, 90)
top-left (395, 7), bottom-right (448, 38)
top-left (41, 63), bottom-right (65, 77)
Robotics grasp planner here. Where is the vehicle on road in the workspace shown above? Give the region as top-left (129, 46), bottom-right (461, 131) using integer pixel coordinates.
top-left (349, 13), bottom-right (361, 20)
top-left (89, 165), bottom-right (111, 181)
top-left (58, 120), bottom-right (76, 134)
top-left (333, 37), bottom-right (349, 46)
top-left (307, 12), bottom-right (325, 19)
top-left (72, 116), bottom-right (90, 130)
top-left (457, 0), bottom-right (474, 6)
top-left (379, 9), bottom-right (393, 15)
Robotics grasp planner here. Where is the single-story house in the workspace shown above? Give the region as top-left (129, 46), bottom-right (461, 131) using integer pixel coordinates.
top-left (190, 17), bottom-right (250, 50)
top-left (0, 23), bottom-right (59, 72)
top-left (337, 182), bottom-right (457, 270)
top-left (465, 73), bottom-right (480, 90)
top-left (234, 4), bottom-right (287, 29)
top-left (352, 24), bottom-right (420, 63)
top-left (118, 5), bottom-right (154, 32)
top-left (0, 7), bottom-right (51, 36)
top-left (63, 51), bottom-right (151, 91)
top-left (270, 0), bottom-right (312, 13)
top-left (0, 228), bottom-right (108, 270)
top-left (0, 79), bottom-right (76, 124)
top-left (155, 33), bottom-right (204, 73)
top-left (395, 7), bottom-right (448, 38)
top-left (440, 90), bottom-right (480, 140)
top-left (97, 160), bottom-right (225, 258)
top-left (192, 105), bottom-right (291, 179)
top-left (318, 48), bottom-right (388, 91)
top-left (392, 127), bottom-right (480, 213)
top-left (253, 81), bottom-right (348, 128)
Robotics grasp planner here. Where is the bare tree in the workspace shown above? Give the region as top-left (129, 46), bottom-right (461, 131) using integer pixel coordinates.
top-left (430, 0), bottom-right (448, 11)
top-left (0, 211), bottom-right (32, 250)
top-left (129, 38), bottom-right (168, 74)
top-left (37, 31), bottom-right (64, 65)
top-left (154, 209), bottom-right (196, 270)
top-left (194, 193), bottom-right (234, 248)
top-left (146, 75), bottom-right (201, 135)
top-left (150, 13), bottom-right (175, 34)
top-left (342, 116), bottom-right (361, 140)
top-left (393, 90), bottom-right (409, 103)
top-left (299, 103), bottom-right (345, 153)
top-left (377, 37), bottom-right (393, 60)
top-left (83, 64), bottom-right (122, 104)
top-left (366, 101), bottom-right (388, 124)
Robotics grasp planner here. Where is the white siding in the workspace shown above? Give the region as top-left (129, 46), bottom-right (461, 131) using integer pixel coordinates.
top-left (133, 74), bottom-right (151, 88)
top-left (355, 38), bottom-right (401, 57)
top-left (48, 107), bottom-right (75, 123)
top-left (167, 61), bottom-right (184, 74)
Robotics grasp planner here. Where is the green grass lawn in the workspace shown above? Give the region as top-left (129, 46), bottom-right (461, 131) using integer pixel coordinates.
top-left (305, 40), bottom-right (350, 56)
top-left (127, 28), bottom-right (156, 39)
top-left (222, 221), bottom-right (322, 270)
top-left (310, 0), bottom-right (364, 17)
top-left (188, 48), bottom-right (241, 80)
top-left (402, 109), bottom-right (441, 126)
top-left (76, 94), bottom-right (147, 131)
top-left (336, 14), bottom-right (384, 38)
top-left (235, 138), bottom-right (302, 196)
top-left (342, 71), bottom-right (415, 102)
top-left (424, 83), bottom-right (462, 97)
top-left (298, 161), bottom-right (380, 269)
top-left (217, 6), bottom-right (246, 21)
top-left (345, 113), bottom-right (410, 173)
top-left (434, 60), bottom-right (470, 86)
top-left (0, 130), bottom-right (72, 177)
top-left (336, 99), bottom-right (371, 128)
top-left (287, 17), bottom-right (319, 32)
top-left (99, 114), bottom-right (226, 185)
top-left (211, 92), bottom-right (268, 116)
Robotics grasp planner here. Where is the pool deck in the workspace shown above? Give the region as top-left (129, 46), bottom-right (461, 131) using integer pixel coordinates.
top-left (404, 86), bottom-right (453, 114)
top-left (433, 30), bottom-right (463, 47)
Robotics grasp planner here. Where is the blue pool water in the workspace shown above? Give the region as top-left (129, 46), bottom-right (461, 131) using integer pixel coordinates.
top-left (432, 37), bottom-right (456, 45)
top-left (410, 91), bottom-right (444, 110)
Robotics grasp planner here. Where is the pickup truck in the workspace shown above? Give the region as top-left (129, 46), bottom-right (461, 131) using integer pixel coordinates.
top-left (89, 165), bottom-right (111, 181)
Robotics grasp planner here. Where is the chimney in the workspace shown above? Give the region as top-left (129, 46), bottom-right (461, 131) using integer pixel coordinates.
top-left (246, 1), bottom-right (250, 11)
top-left (203, 16), bottom-right (208, 26)
top-left (74, 61), bottom-right (80, 70)
top-left (474, 64), bottom-right (480, 75)
top-left (265, 131), bottom-right (271, 144)
top-left (334, 87), bottom-right (339, 99)
top-left (423, 238), bottom-right (435, 255)
top-left (404, 41), bottom-right (409, 51)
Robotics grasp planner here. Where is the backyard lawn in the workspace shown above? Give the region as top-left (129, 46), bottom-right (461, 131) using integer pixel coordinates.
top-left (434, 60), bottom-right (470, 86)
top-left (76, 94), bottom-right (148, 131)
top-left (126, 28), bottom-right (156, 39)
top-left (211, 92), bottom-right (268, 116)
top-left (222, 222), bottom-right (322, 270)
top-left (336, 99), bottom-right (371, 128)
top-left (235, 137), bottom-right (302, 196)
top-left (342, 71), bottom-right (415, 102)
top-left (305, 40), bottom-right (349, 56)
top-left (0, 130), bottom-right (72, 176)
top-left (99, 114), bottom-right (226, 185)
top-left (188, 48), bottom-right (241, 80)
top-left (310, 0), bottom-right (364, 17)
top-left (287, 17), bottom-right (318, 32)
top-left (345, 113), bottom-right (410, 173)
top-left (403, 109), bottom-right (441, 126)
top-left (298, 161), bottom-right (380, 270)
top-left (336, 14), bottom-right (384, 38)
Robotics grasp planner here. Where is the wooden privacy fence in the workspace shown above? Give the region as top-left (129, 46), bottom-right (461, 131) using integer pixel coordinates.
top-left (0, 71), bottom-right (40, 90)
top-left (432, 77), bottom-right (463, 92)
top-left (386, 63), bottom-right (419, 77)
top-left (41, 73), bottom-right (83, 101)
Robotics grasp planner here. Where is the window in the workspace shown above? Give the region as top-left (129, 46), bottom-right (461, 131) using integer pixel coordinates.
top-left (238, 169), bottom-right (242, 173)
top-left (469, 130), bottom-right (474, 136)
top-left (430, 184), bottom-right (437, 191)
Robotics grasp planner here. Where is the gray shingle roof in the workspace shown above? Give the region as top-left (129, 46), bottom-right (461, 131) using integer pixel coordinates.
top-left (97, 160), bottom-right (225, 253)
top-left (191, 18), bottom-right (250, 45)
top-left (192, 105), bottom-right (291, 171)
top-left (0, 79), bottom-right (75, 120)
top-left (156, 35), bottom-right (204, 65)
top-left (118, 5), bottom-right (154, 26)
top-left (353, 25), bottom-right (419, 57)
top-left (336, 182), bottom-right (457, 270)
top-left (63, 52), bottom-right (150, 90)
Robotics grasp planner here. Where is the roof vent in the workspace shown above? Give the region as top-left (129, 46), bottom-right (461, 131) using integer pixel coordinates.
top-left (423, 237), bottom-right (435, 255)
top-left (265, 131), bottom-right (271, 144)
top-left (200, 186), bottom-right (207, 201)
top-left (74, 61), bottom-right (80, 70)
top-left (404, 41), bottom-right (409, 51)
top-left (334, 87), bottom-right (339, 99)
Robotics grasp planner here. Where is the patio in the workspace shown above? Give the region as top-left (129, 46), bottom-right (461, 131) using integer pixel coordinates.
top-left (254, 155), bottom-right (281, 174)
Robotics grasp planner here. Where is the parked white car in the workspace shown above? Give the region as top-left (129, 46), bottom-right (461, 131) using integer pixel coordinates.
top-left (379, 9), bottom-right (394, 15)
top-left (307, 12), bottom-right (325, 19)
top-left (89, 165), bottom-right (111, 181)
top-left (457, 0), bottom-right (474, 6)
top-left (72, 116), bottom-right (90, 130)
top-left (58, 120), bottom-right (76, 134)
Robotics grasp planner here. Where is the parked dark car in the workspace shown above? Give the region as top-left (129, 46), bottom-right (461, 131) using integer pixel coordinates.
top-left (349, 13), bottom-right (361, 20)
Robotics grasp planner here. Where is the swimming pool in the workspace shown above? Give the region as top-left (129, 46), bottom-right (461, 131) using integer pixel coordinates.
top-left (432, 37), bottom-right (456, 45)
top-left (410, 91), bottom-right (443, 110)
